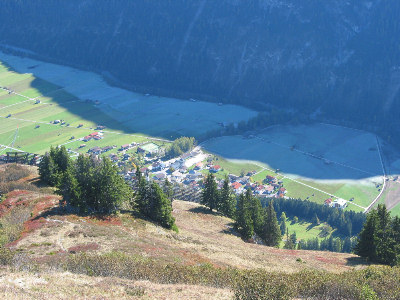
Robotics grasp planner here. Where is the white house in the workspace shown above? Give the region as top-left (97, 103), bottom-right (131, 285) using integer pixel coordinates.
top-left (332, 198), bottom-right (347, 209)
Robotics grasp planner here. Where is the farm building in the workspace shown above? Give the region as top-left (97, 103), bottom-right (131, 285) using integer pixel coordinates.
top-left (324, 198), bottom-right (333, 206)
top-left (332, 199), bottom-right (347, 209)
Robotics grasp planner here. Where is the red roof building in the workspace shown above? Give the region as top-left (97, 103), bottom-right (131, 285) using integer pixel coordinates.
top-left (210, 165), bottom-right (221, 172)
top-left (232, 182), bottom-right (242, 190)
top-left (266, 175), bottom-right (276, 182)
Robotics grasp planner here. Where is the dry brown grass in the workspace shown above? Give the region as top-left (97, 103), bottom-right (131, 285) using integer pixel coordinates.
top-left (8, 196), bottom-right (366, 273)
top-left (0, 267), bottom-right (232, 299)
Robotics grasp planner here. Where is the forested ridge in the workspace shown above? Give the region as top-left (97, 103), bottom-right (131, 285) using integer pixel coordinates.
top-left (1, 0), bottom-right (400, 143)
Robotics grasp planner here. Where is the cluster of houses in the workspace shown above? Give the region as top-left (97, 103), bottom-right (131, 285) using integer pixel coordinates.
top-left (83, 132), bottom-right (103, 142)
top-left (324, 198), bottom-right (347, 209)
top-left (87, 145), bottom-right (115, 155)
top-left (226, 174), bottom-right (286, 198)
top-left (118, 145), bottom-right (290, 200)
top-left (120, 149), bottom-right (207, 189)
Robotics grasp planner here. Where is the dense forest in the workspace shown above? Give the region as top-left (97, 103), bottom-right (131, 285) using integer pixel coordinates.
top-left (1, 1), bottom-right (400, 144)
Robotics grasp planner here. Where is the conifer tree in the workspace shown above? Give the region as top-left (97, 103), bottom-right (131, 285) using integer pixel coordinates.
top-left (262, 200), bottom-right (282, 246)
top-left (342, 237), bottom-right (352, 253)
top-left (94, 158), bottom-right (132, 214)
top-left (284, 229), bottom-right (296, 249)
top-left (201, 173), bottom-right (218, 211)
top-left (235, 193), bottom-right (254, 240)
top-left (163, 178), bottom-right (174, 201)
top-left (150, 182), bottom-right (177, 231)
top-left (218, 176), bottom-right (236, 218)
top-left (39, 153), bottom-right (56, 185)
top-left (280, 212), bottom-right (287, 235)
top-left (58, 166), bottom-right (81, 210)
top-left (134, 170), bottom-right (177, 231)
top-left (246, 188), bottom-right (263, 235)
top-left (355, 208), bottom-right (378, 261)
top-left (135, 168), bottom-right (150, 215)
top-left (39, 145), bottom-right (71, 186)
top-left (312, 213), bottom-right (320, 225)
top-left (375, 204), bottom-right (397, 265)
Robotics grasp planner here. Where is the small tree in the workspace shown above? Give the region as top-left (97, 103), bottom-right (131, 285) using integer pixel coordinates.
top-left (312, 213), bottom-right (320, 225)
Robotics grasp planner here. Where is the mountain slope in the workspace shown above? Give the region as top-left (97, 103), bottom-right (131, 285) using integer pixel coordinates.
top-left (1, 0), bottom-right (400, 127)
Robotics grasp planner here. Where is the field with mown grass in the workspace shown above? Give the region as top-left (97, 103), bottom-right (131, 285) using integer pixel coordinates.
top-left (0, 61), bottom-right (162, 155)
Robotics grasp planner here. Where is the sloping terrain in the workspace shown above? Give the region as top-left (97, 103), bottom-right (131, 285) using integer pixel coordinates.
top-left (1, 0), bottom-right (400, 128)
top-left (2, 164), bottom-right (395, 299)
top-left (0, 268), bottom-right (232, 299)
top-left (3, 185), bottom-right (364, 273)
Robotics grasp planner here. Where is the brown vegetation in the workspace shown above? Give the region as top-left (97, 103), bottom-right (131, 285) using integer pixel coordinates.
top-left (1, 164), bottom-right (398, 299)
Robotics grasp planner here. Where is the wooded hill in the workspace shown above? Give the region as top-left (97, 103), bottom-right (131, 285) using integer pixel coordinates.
top-left (1, 1), bottom-right (400, 143)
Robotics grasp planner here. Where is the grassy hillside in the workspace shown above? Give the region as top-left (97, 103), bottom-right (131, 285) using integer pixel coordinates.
top-left (1, 164), bottom-right (400, 299)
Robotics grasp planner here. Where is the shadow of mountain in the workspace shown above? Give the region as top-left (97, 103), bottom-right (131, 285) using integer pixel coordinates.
top-left (0, 59), bottom-right (136, 137)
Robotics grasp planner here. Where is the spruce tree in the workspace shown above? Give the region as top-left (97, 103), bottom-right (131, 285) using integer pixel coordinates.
top-left (280, 212), bottom-right (287, 236)
top-left (218, 176), bottom-right (236, 218)
top-left (58, 166), bottom-right (81, 210)
top-left (163, 178), bottom-right (174, 201)
top-left (150, 182), bottom-right (177, 231)
top-left (246, 188), bottom-right (263, 235)
top-left (375, 204), bottom-right (397, 265)
top-left (201, 173), bottom-right (218, 211)
top-left (262, 200), bottom-right (282, 247)
top-left (354, 208), bottom-right (378, 261)
top-left (312, 213), bottom-right (320, 225)
top-left (235, 193), bottom-right (254, 240)
top-left (38, 153), bottom-right (56, 185)
top-left (343, 237), bottom-right (352, 253)
top-left (95, 158), bottom-right (133, 214)
top-left (135, 168), bottom-right (150, 215)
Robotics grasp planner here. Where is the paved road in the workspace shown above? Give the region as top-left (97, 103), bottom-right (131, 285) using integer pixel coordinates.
top-left (365, 136), bottom-right (387, 213)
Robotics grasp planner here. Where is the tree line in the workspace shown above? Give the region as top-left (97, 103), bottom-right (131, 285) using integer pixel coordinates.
top-left (261, 197), bottom-right (366, 237)
top-left (39, 146), bottom-right (177, 231)
top-left (298, 236), bottom-right (356, 253)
